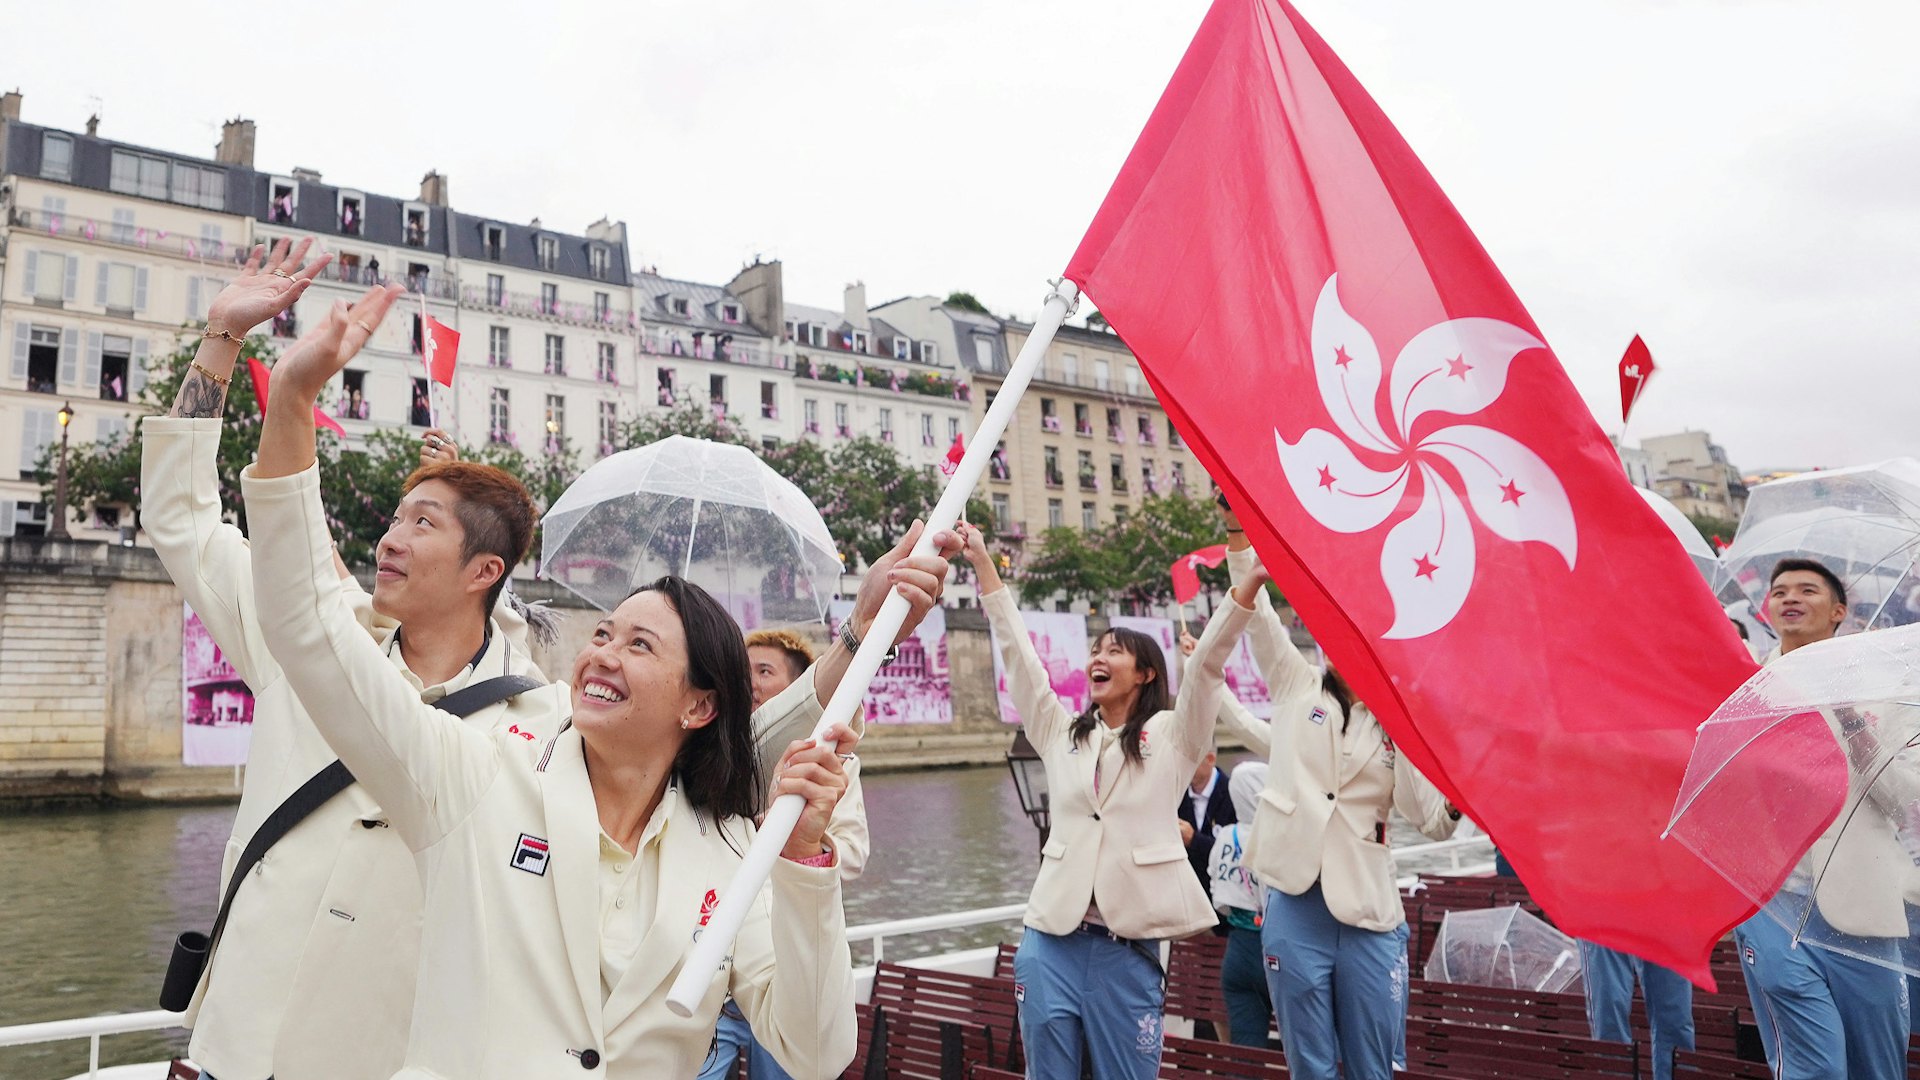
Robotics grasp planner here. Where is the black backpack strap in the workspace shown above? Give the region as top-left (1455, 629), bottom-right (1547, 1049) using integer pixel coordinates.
top-left (433, 673), bottom-right (545, 718)
top-left (200, 676), bottom-right (542, 959)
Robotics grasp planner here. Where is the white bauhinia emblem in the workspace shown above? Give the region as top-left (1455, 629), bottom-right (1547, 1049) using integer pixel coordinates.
top-left (1275, 275), bottom-right (1577, 639)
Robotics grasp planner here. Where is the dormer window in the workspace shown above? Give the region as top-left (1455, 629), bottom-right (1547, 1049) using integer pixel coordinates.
top-left (404, 205), bottom-right (428, 248)
top-left (538, 236), bottom-right (559, 271)
top-left (853, 331), bottom-right (869, 352)
top-left (921, 341), bottom-right (938, 365)
top-left (671, 297), bottom-right (691, 317)
top-left (784, 319), bottom-right (796, 342)
top-left (484, 225), bottom-right (505, 261)
top-left (808, 324), bottom-right (824, 348)
top-left (588, 246), bottom-right (609, 279)
top-left (721, 303), bottom-right (741, 324)
top-left (338, 193), bottom-right (363, 236)
top-left (270, 180), bottom-right (298, 225)
top-left (40, 134), bottom-right (73, 182)
top-left (892, 338), bottom-right (910, 361)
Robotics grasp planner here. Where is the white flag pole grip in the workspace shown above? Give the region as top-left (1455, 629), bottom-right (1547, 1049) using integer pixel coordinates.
top-left (665, 279), bottom-right (1080, 1017)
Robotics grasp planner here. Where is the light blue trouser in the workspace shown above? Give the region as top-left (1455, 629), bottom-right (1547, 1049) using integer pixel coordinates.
top-left (1735, 910), bottom-right (1909, 1080)
top-left (1014, 925), bottom-right (1165, 1080)
top-left (1261, 883), bottom-right (1406, 1080)
top-left (1579, 941), bottom-right (1695, 1080)
top-left (696, 1002), bottom-right (799, 1080)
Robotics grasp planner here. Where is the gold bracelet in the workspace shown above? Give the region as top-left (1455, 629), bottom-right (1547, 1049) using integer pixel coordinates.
top-left (188, 360), bottom-right (232, 388)
top-left (201, 325), bottom-right (245, 344)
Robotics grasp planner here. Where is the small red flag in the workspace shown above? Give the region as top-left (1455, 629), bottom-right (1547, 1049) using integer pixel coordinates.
top-left (424, 315), bottom-right (460, 387)
top-left (1618, 335), bottom-right (1656, 424)
top-left (939, 432), bottom-right (965, 476)
top-left (1065, 0), bottom-right (1777, 983)
top-left (248, 355), bottom-right (346, 436)
top-left (1170, 543), bottom-right (1229, 605)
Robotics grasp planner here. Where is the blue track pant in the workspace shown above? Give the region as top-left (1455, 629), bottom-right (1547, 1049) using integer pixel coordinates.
top-left (1736, 910), bottom-right (1909, 1080)
top-left (1580, 941), bottom-right (1695, 1080)
top-left (1014, 926), bottom-right (1165, 1080)
top-left (1261, 883), bottom-right (1405, 1080)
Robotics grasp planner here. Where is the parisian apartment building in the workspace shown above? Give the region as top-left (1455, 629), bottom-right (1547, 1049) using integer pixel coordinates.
top-left (0, 94), bottom-right (1203, 559)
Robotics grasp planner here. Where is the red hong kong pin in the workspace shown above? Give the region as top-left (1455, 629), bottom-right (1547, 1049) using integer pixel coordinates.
top-left (698, 889), bottom-right (719, 927)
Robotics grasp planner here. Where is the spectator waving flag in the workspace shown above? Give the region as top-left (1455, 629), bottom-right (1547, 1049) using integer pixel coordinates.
top-left (1170, 543), bottom-right (1228, 606)
top-left (1064, 0), bottom-right (1778, 983)
top-left (424, 315), bottom-right (460, 387)
top-left (940, 432), bottom-right (965, 477)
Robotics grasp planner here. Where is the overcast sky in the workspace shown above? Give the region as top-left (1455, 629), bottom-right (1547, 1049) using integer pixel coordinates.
top-left (5, 1), bottom-right (1913, 471)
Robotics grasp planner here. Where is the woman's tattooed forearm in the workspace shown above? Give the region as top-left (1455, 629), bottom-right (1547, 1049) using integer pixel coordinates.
top-left (172, 370), bottom-right (228, 418)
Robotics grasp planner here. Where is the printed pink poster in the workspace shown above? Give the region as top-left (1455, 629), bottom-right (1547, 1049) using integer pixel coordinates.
top-left (182, 603), bottom-right (255, 766)
top-left (989, 609), bottom-right (1091, 724)
top-left (827, 600), bottom-right (953, 725)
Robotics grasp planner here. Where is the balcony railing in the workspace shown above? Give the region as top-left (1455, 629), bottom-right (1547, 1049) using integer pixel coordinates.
top-left (462, 286), bottom-right (634, 329)
top-left (641, 329), bottom-right (783, 370)
top-left (1074, 422), bottom-right (1094, 437)
top-left (8, 207), bottom-right (247, 265)
top-left (1041, 415), bottom-right (1062, 433)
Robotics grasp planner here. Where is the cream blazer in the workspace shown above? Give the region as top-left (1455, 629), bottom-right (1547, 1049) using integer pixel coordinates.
top-left (242, 462), bottom-right (855, 1080)
top-left (144, 418), bottom-right (570, 1080)
top-left (1761, 645), bottom-right (1916, 938)
top-left (1222, 547), bottom-right (1457, 932)
top-left (988, 587), bottom-right (1251, 942)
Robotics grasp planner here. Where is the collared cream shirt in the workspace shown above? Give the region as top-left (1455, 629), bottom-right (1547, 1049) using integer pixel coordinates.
top-left (599, 790), bottom-right (675, 997)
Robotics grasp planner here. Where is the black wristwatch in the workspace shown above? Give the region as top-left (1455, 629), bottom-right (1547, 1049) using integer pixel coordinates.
top-left (840, 619), bottom-right (898, 666)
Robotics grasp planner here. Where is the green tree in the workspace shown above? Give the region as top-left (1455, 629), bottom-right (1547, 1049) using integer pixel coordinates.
top-left (1086, 312), bottom-right (1111, 333)
top-left (618, 399), bottom-right (754, 448)
top-left (1686, 512), bottom-right (1741, 548)
top-left (1102, 491), bottom-right (1235, 610)
top-left (944, 291), bottom-right (990, 315)
top-left (1016, 525), bottom-right (1116, 607)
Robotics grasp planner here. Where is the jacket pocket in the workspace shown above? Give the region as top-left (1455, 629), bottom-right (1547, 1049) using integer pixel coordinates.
top-left (1131, 842), bottom-right (1188, 866)
top-left (1042, 838), bottom-right (1068, 860)
top-left (1259, 783), bottom-right (1296, 817)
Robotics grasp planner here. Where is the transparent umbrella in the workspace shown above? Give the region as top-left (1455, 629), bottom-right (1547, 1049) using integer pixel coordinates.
top-left (1666, 624), bottom-right (1920, 974)
top-left (1422, 905), bottom-right (1583, 993)
top-left (539, 436), bottom-right (843, 627)
top-left (1715, 460), bottom-right (1920, 634)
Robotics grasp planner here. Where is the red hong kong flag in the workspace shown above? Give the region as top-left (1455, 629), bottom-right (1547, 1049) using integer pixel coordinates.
top-left (1170, 543), bottom-right (1229, 605)
top-left (1064, 0), bottom-right (1812, 983)
top-left (939, 432), bottom-right (965, 477)
top-left (424, 315), bottom-right (461, 387)
top-left (1618, 335), bottom-right (1656, 424)
top-left (248, 356), bottom-right (346, 437)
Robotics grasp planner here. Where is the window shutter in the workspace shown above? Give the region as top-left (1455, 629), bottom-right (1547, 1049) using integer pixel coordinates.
top-left (63, 255), bottom-right (78, 302)
top-left (59, 327), bottom-right (80, 386)
top-left (134, 267), bottom-right (150, 311)
top-left (84, 332), bottom-right (103, 392)
top-left (130, 339), bottom-right (150, 398)
top-left (0, 500), bottom-right (15, 537)
top-left (20, 411), bottom-right (46, 471)
top-left (23, 250), bottom-right (38, 295)
top-left (187, 278), bottom-right (201, 322)
top-left (95, 262), bottom-right (109, 307)
top-left (11, 323), bottom-right (30, 381)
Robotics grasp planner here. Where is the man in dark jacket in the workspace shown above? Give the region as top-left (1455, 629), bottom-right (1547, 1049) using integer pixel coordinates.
top-left (1178, 750), bottom-right (1236, 928)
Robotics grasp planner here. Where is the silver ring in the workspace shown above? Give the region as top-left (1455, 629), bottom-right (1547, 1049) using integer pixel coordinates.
top-left (269, 269), bottom-right (293, 279)
top-left (426, 435), bottom-right (440, 447)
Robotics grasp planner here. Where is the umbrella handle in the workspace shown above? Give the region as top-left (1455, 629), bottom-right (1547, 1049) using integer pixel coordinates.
top-left (666, 279), bottom-right (1081, 1018)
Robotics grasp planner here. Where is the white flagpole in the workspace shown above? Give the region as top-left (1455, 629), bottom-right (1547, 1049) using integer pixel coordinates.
top-left (418, 292), bottom-right (438, 429)
top-left (665, 278), bottom-right (1080, 1016)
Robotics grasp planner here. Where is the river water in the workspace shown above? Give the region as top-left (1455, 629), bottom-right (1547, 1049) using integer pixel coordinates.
top-left (0, 756), bottom-right (1460, 1079)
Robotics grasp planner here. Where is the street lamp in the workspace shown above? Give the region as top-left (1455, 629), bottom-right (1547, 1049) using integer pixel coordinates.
top-left (1005, 729), bottom-right (1050, 850)
top-left (50, 401), bottom-right (73, 539)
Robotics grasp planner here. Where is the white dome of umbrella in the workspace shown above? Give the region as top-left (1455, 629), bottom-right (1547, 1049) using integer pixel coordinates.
top-left (1422, 905), bottom-right (1582, 993)
top-left (539, 436), bottom-right (843, 626)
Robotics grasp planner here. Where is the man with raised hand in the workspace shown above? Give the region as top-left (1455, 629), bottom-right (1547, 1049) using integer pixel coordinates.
top-left (145, 241), bottom-right (575, 1080)
top-left (1735, 558), bottom-right (1910, 1080)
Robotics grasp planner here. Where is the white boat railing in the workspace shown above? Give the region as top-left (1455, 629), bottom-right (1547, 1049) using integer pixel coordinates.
top-left (2, 834), bottom-right (1497, 1077)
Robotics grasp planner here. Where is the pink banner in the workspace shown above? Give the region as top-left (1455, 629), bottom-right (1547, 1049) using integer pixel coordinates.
top-left (182, 603), bottom-right (255, 766)
top-left (828, 600), bottom-right (953, 725)
top-left (990, 609), bottom-right (1091, 724)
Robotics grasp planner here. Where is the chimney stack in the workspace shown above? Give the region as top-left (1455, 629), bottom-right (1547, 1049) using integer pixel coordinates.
top-left (0, 90), bottom-right (21, 123)
top-left (843, 281), bottom-right (870, 330)
top-left (419, 170), bottom-right (450, 207)
top-left (84, 114), bottom-right (99, 137)
top-left (215, 118), bottom-right (256, 167)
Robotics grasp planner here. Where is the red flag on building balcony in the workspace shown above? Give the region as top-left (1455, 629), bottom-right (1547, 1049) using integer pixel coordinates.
top-left (940, 432), bottom-right (965, 477)
top-left (424, 315), bottom-right (461, 387)
top-left (1170, 544), bottom-right (1228, 605)
top-left (248, 356), bottom-right (345, 436)
top-left (1618, 335), bottom-right (1656, 424)
top-left (1064, 0), bottom-right (1781, 983)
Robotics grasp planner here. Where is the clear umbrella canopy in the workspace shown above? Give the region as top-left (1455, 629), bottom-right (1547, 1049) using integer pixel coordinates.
top-left (1667, 623), bottom-right (1920, 974)
top-left (1715, 460), bottom-right (1920, 635)
top-left (539, 436), bottom-right (843, 627)
top-left (1422, 905), bottom-right (1583, 993)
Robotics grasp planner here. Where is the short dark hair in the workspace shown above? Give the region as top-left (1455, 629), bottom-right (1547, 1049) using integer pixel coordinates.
top-left (404, 461), bottom-right (537, 614)
top-left (1770, 558), bottom-right (1847, 608)
top-left (745, 627), bottom-right (816, 681)
top-left (631, 577), bottom-right (763, 826)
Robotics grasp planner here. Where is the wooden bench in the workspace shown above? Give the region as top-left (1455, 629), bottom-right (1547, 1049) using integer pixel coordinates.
top-left (1166, 934), bottom-right (1231, 1040)
top-left (995, 941), bottom-right (1019, 980)
top-left (879, 1007), bottom-right (999, 1080)
top-left (1673, 1048), bottom-right (1771, 1078)
top-left (969, 1068), bottom-right (1025, 1080)
top-left (1408, 979), bottom-right (1590, 1037)
top-left (869, 962), bottom-right (1023, 1073)
top-left (1157, 1033), bottom-right (1291, 1078)
top-left (837, 1002), bottom-right (887, 1080)
top-left (1405, 1017), bottom-right (1639, 1078)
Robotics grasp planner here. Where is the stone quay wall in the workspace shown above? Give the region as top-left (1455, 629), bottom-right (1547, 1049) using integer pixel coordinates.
top-left (0, 539), bottom-right (1254, 804)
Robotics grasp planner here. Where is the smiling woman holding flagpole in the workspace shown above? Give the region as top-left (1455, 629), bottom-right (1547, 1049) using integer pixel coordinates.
top-left (959, 520), bottom-right (1252, 1079)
